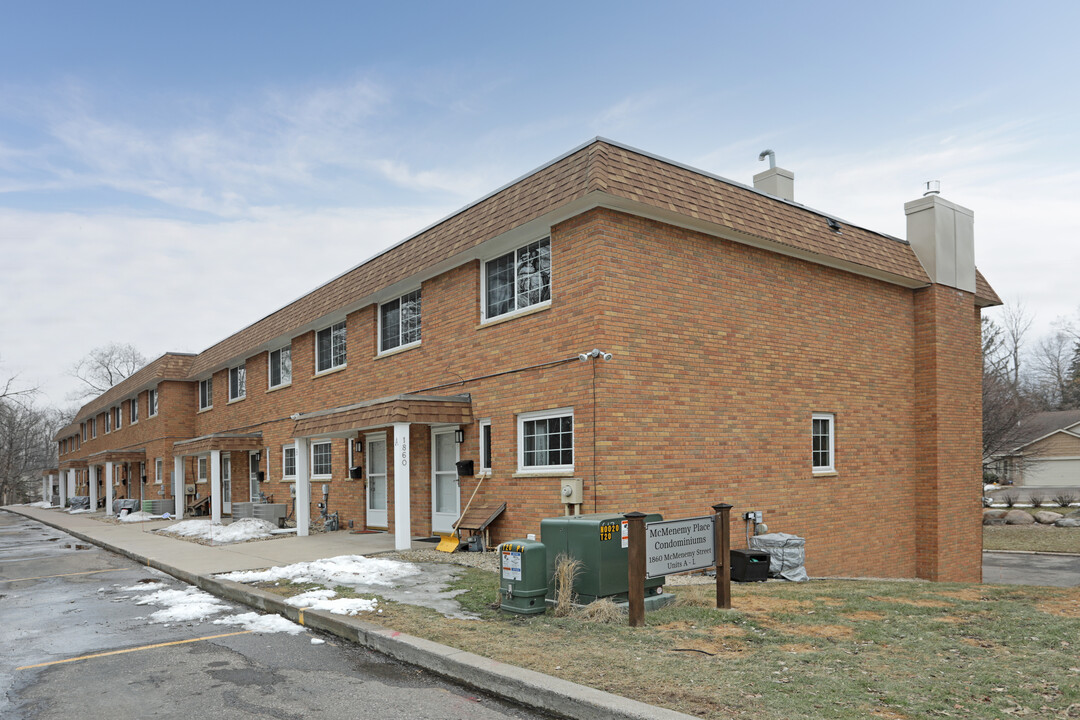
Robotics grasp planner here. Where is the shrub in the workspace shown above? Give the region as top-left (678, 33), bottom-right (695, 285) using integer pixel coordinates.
top-left (1053, 493), bottom-right (1077, 508)
top-left (552, 553), bottom-right (582, 617)
top-left (1029, 494), bottom-right (1045, 508)
top-left (1001, 493), bottom-right (1018, 508)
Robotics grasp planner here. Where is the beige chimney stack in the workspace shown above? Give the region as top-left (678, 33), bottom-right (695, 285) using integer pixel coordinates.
top-left (753, 166), bottom-right (795, 201)
top-left (905, 194), bottom-right (975, 293)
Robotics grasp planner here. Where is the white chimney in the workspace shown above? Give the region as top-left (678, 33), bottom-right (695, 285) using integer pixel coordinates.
top-left (904, 193), bottom-right (975, 293)
top-left (753, 149), bottom-right (795, 201)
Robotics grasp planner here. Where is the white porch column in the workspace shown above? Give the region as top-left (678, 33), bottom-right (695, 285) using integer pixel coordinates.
top-left (173, 456), bottom-right (185, 520)
top-left (393, 422), bottom-right (411, 551)
top-left (67, 469), bottom-right (76, 499)
top-left (41, 476), bottom-right (48, 503)
top-left (89, 465), bottom-right (98, 512)
top-left (295, 438), bottom-right (311, 537)
top-left (105, 462), bottom-right (114, 514)
top-left (48, 473), bottom-right (56, 504)
top-left (59, 469), bottom-right (68, 506)
top-left (210, 450), bottom-right (222, 524)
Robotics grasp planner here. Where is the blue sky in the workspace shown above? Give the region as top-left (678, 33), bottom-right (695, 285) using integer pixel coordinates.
top-left (2, 1), bottom-right (1078, 407)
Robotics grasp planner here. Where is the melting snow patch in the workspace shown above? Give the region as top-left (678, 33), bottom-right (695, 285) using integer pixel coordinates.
top-left (159, 518), bottom-right (278, 543)
top-left (119, 511), bottom-right (160, 523)
top-left (285, 589), bottom-right (378, 616)
top-left (216, 554), bottom-right (419, 587)
top-left (67, 508), bottom-right (91, 514)
top-left (311, 638), bottom-right (325, 645)
top-left (25, 501), bottom-right (53, 508)
top-left (122, 582), bottom-right (167, 592)
top-left (213, 612), bottom-right (304, 635)
top-left (134, 586), bottom-right (229, 623)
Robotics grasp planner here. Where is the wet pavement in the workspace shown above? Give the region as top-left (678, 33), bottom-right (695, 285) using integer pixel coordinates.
top-left (982, 550), bottom-right (1080, 587)
top-left (0, 511), bottom-right (551, 720)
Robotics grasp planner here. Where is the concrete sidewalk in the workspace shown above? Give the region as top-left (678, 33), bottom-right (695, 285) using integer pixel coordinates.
top-left (3, 504), bottom-right (693, 720)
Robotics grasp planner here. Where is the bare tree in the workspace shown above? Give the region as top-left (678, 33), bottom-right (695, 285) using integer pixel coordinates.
top-left (0, 400), bottom-right (62, 504)
top-left (1000, 300), bottom-right (1034, 388)
top-left (68, 343), bottom-right (148, 401)
top-left (1030, 330), bottom-right (1075, 409)
top-left (982, 317), bottom-right (1036, 473)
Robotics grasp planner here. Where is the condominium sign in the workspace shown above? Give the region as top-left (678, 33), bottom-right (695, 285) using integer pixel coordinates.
top-left (645, 516), bottom-right (715, 578)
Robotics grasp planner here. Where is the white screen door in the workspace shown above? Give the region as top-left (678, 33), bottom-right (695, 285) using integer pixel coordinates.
top-left (431, 428), bottom-right (460, 534)
top-left (366, 434), bottom-right (388, 528)
top-left (222, 453), bottom-right (232, 513)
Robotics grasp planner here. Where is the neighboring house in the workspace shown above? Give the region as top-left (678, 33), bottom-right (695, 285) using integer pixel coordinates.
top-left (992, 410), bottom-right (1080, 487)
top-left (51, 139), bottom-right (999, 582)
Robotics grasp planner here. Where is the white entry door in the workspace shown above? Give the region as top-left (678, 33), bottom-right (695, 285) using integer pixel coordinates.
top-left (249, 452), bottom-right (261, 501)
top-left (431, 428), bottom-right (460, 534)
top-left (366, 434), bottom-right (388, 528)
top-left (222, 453), bottom-right (232, 514)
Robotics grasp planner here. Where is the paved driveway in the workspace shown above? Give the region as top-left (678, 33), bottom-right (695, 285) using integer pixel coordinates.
top-left (983, 551), bottom-right (1080, 587)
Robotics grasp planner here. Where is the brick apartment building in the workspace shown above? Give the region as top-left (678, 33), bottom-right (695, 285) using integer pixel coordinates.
top-left (49, 139), bottom-right (999, 582)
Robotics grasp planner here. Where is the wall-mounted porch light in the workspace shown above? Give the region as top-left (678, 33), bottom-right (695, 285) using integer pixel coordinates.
top-left (454, 428), bottom-right (464, 444)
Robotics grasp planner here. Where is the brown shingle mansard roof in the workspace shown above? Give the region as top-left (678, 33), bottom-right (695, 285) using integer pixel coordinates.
top-left (188, 139), bottom-right (999, 378)
top-left (61, 138), bottom-right (1001, 437)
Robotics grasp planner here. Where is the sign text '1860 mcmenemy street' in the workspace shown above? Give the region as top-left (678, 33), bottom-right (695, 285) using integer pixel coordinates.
top-left (644, 516), bottom-right (716, 578)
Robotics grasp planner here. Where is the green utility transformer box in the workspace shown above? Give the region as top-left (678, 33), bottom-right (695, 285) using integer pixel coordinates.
top-left (541, 513), bottom-right (667, 606)
top-left (499, 539), bottom-right (548, 615)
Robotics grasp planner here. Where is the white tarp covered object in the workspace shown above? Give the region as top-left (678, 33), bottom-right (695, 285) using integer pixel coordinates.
top-left (749, 532), bottom-right (808, 582)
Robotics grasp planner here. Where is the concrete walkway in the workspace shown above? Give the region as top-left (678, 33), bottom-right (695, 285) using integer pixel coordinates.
top-left (983, 550), bottom-right (1080, 587)
top-left (3, 505), bottom-right (693, 720)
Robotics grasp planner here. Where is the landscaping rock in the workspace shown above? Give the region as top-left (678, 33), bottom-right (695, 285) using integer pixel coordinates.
top-left (983, 509), bottom-right (1008, 520)
top-left (1055, 518), bottom-right (1080, 528)
top-left (983, 516), bottom-right (1007, 526)
top-left (1034, 511), bottom-right (1064, 525)
top-left (1067, 509), bottom-right (1080, 520)
top-left (1004, 509), bottom-right (1036, 525)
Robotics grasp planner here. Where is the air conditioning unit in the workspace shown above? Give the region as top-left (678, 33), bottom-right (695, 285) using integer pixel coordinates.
top-left (560, 478), bottom-right (583, 504)
top-left (185, 484), bottom-right (196, 495)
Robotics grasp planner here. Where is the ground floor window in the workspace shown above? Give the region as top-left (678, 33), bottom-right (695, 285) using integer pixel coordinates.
top-left (283, 445), bottom-right (296, 479)
top-left (518, 408), bottom-right (573, 471)
top-left (198, 457), bottom-right (208, 482)
top-left (312, 441), bottom-right (332, 478)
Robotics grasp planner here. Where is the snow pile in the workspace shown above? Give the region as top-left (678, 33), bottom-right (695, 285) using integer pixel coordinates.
top-left (284, 589), bottom-right (379, 616)
top-left (134, 586), bottom-right (229, 623)
top-left (67, 508), bottom-right (91, 514)
top-left (25, 501), bottom-right (53, 508)
top-left (158, 518), bottom-right (278, 543)
top-left (217, 554), bottom-right (420, 587)
top-left (213, 612), bottom-right (304, 635)
top-left (119, 511), bottom-right (159, 523)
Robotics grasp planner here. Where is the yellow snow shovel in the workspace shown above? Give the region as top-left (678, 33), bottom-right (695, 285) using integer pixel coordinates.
top-left (435, 531), bottom-right (459, 553)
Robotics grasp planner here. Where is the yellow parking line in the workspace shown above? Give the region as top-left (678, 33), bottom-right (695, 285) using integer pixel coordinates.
top-left (0, 568), bottom-right (124, 583)
top-left (16, 631), bottom-right (254, 670)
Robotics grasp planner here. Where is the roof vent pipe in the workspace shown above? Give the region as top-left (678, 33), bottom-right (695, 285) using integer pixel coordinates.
top-left (758, 149), bottom-right (776, 169)
top-left (923, 180), bottom-right (941, 196)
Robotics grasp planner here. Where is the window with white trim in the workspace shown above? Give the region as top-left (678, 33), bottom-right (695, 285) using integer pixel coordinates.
top-left (517, 408), bottom-right (573, 471)
top-left (81, 423), bottom-right (87, 442)
top-left (90, 417), bottom-right (97, 438)
top-left (379, 289), bottom-right (422, 352)
top-left (315, 321), bottom-right (347, 373)
top-left (269, 345), bottom-right (292, 388)
top-left (148, 388), bottom-right (158, 417)
top-left (199, 378), bottom-right (213, 410)
top-left (105, 411), bottom-right (111, 433)
top-left (812, 413), bottom-right (835, 473)
top-left (229, 363), bottom-right (246, 401)
top-left (197, 457), bottom-right (208, 482)
top-left (130, 397), bottom-right (138, 424)
top-left (311, 441), bottom-right (332, 478)
top-left (484, 237), bottom-right (551, 321)
top-left (155, 458), bottom-right (163, 484)
top-left (479, 419), bottom-right (492, 473)
top-left (115, 405), bottom-right (122, 430)
top-left (283, 445), bottom-right (296, 479)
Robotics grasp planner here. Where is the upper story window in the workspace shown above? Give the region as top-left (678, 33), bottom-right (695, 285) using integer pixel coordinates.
top-left (484, 237), bottom-right (550, 321)
top-left (379, 289), bottom-right (422, 353)
top-left (105, 411), bottom-right (112, 433)
top-left (90, 417), bottom-right (97, 439)
top-left (148, 388), bottom-right (158, 417)
top-left (518, 408), bottom-right (573, 472)
top-left (81, 423), bottom-right (87, 442)
top-left (229, 363), bottom-right (246, 401)
top-left (199, 378), bottom-right (213, 410)
top-left (812, 413), bottom-right (835, 474)
top-left (316, 321), bottom-right (347, 373)
top-left (130, 397), bottom-right (138, 424)
top-left (115, 405), bottom-right (122, 430)
top-left (269, 345), bottom-right (292, 388)
top-left (312, 440), bottom-right (332, 478)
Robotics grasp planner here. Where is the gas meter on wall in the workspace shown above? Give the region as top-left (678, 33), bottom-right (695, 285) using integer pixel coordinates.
top-left (559, 478), bottom-right (583, 504)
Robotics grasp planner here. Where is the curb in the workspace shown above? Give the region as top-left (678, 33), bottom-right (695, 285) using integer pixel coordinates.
top-left (5, 508), bottom-right (695, 720)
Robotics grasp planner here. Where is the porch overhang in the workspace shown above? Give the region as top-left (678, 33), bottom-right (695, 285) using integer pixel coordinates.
top-left (87, 449), bottom-right (146, 465)
top-left (58, 459), bottom-right (89, 470)
top-left (291, 393), bottom-right (472, 438)
top-left (173, 432), bottom-right (264, 456)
